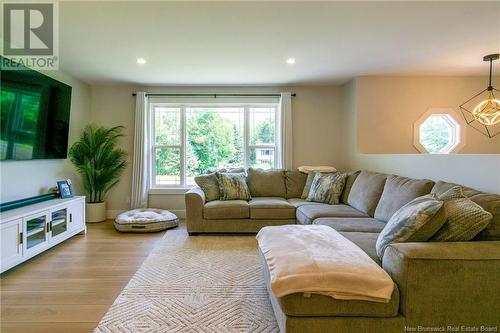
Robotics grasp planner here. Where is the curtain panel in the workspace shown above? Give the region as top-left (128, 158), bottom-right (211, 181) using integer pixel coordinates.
top-left (278, 92), bottom-right (293, 169)
top-left (130, 92), bottom-right (150, 209)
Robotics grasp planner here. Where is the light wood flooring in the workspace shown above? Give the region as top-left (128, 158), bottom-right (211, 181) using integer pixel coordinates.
top-left (1, 220), bottom-right (166, 333)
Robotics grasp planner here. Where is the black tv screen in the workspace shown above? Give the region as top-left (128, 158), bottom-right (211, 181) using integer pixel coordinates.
top-left (1, 58), bottom-right (72, 160)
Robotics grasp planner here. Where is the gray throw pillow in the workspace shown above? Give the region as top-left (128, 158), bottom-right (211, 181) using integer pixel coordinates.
top-left (376, 194), bottom-right (446, 258)
top-left (217, 173), bottom-right (251, 201)
top-left (306, 173), bottom-right (347, 205)
top-left (194, 173), bottom-right (220, 202)
top-left (431, 186), bottom-right (493, 241)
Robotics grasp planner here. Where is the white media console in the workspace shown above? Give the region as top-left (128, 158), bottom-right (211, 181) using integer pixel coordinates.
top-left (0, 196), bottom-right (86, 273)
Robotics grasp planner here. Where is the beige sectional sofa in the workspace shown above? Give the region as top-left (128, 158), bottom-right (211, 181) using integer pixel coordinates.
top-left (185, 169), bottom-right (500, 332)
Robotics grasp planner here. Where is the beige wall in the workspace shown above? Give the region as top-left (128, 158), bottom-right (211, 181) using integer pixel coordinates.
top-left (88, 75), bottom-right (500, 216)
top-left (89, 85), bottom-right (344, 216)
top-left (356, 76), bottom-right (500, 154)
top-left (342, 78), bottom-right (500, 194)
top-left (0, 70), bottom-right (91, 202)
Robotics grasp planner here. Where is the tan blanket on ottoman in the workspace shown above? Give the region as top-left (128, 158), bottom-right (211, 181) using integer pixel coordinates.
top-left (256, 225), bottom-right (394, 303)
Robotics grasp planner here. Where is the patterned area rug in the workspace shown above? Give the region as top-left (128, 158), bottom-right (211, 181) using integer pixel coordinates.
top-left (94, 226), bottom-right (279, 332)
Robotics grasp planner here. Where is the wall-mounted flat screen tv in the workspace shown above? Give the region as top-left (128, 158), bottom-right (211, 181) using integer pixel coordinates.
top-left (1, 57), bottom-right (72, 160)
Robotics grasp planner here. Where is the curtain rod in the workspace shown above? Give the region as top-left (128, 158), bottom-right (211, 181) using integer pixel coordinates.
top-left (131, 93), bottom-right (296, 97)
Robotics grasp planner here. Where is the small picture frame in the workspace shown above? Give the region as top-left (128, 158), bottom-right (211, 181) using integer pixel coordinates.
top-left (57, 179), bottom-right (74, 199)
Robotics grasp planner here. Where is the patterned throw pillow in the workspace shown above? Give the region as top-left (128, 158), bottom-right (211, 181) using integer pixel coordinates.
top-left (194, 173), bottom-right (220, 202)
top-left (376, 194), bottom-right (446, 258)
top-left (217, 173), bottom-right (251, 201)
top-left (306, 173), bottom-right (347, 204)
top-left (431, 186), bottom-right (493, 241)
top-left (301, 172), bottom-right (337, 199)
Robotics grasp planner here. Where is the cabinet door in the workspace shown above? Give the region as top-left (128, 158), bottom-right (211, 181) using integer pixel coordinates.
top-left (23, 211), bottom-right (50, 257)
top-left (68, 200), bottom-right (85, 231)
top-left (1, 219), bottom-right (23, 272)
top-left (50, 207), bottom-right (68, 243)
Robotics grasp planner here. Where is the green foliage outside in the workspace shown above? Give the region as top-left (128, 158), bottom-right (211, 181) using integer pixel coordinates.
top-left (419, 116), bottom-right (452, 153)
top-left (68, 125), bottom-right (128, 202)
top-left (155, 110), bottom-right (274, 180)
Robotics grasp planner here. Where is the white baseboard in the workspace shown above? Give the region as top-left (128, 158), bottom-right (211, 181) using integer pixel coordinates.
top-left (107, 209), bottom-right (186, 219)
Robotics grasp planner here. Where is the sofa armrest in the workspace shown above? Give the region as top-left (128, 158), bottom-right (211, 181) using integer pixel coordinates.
top-left (382, 241), bottom-right (500, 327)
top-left (185, 187), bottom-right (206, 233)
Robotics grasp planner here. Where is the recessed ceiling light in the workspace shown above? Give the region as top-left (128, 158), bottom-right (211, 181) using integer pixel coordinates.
top-left (286, 58), bottom-right (296, 65)
top-left (136, 58), bottom-right (147, 65)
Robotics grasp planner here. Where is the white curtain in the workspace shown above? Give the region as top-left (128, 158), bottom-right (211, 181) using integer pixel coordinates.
top-left (278, 92), bottom-right (293, 169)
top-left (130, 92), bottom-right (150, 209)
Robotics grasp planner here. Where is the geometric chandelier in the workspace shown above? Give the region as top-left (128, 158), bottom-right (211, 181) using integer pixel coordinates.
top-left (459, 53), bottom-right (500, 138)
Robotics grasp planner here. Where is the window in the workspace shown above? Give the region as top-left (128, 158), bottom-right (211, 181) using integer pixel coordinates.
top-left (413, 108), bottom-right (465, 154)
top-left (151, 102), bottom-right (279, 188)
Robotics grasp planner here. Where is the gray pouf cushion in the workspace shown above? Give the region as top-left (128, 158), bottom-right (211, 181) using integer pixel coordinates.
top-left (115, 208), bottom-right (179, 233)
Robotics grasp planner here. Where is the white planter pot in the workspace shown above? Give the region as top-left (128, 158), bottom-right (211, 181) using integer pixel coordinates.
top-left (86, 202), bottom-right (106, 223)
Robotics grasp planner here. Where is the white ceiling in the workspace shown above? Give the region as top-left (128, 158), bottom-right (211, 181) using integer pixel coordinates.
top-left (59, 1), bottom-right (500, 86)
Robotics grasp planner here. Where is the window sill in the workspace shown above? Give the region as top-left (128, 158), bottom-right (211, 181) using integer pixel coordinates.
top-left (149, 187), bottom-right (193, 195)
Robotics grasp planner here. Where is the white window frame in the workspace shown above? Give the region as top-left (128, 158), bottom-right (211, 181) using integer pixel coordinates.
top-left (413, 108), bottom-right (466, 154)
top-left (149, 101), bottom-right (279, 189)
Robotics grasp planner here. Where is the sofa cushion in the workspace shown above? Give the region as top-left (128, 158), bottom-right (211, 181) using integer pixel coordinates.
top-left (249, 197), bottom-right (295, 220)
top-left (275, 286), bottom-right (400, 318)
top-left (347, 171), bottom-right (388, 217)
top-left (204, 200), bottom-right (249, 220)
top-left (287, 198), bottom-right (323, 208)
top-left (340, 170), bottom-right (361, 204)
top-left (284, 170), bottom-right (308, 199)
top-left (296, 204), bottom-right (368, 225)
top-left (313, 217), bottom-right (386, 233)
top-left (247, 168), bottom-right (286, 197)
top-left (339, 231), bottom-right (381, 266)
top-left (376, 195), bottom-right (446, 258)
top-left (306, 173), bottom-right (347, 204)
top-left (431, 187), bottom-right (493, 242)
top-left (432, 181), bottom-right (500, 240)
top-left (374, 175), bottom-right (434, 222)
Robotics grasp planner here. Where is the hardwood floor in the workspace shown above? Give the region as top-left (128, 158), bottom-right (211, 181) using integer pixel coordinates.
top-left (1, 220), bottom-right (166, 333)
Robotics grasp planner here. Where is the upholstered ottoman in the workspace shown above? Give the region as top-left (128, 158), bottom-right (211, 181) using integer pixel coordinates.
top-left (114, 209), bottom-right (179, 232)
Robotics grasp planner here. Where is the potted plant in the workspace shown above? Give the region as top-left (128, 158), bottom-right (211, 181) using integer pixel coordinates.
top-left (68, 125), bottom-right (127, 223)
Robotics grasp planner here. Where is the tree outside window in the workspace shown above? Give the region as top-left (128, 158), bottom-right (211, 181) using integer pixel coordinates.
top-left (152, 104), bottom-right (278, 187)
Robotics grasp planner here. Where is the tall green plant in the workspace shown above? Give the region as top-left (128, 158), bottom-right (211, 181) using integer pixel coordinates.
top-left (68, 125), bottom-right (127, 203)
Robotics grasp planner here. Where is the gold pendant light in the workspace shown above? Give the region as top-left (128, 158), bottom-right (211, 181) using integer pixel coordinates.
top-left (459, 54), bottom-right (500, 138)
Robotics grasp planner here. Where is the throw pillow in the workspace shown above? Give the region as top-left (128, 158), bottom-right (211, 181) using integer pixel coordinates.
top-left (376, 194), bottom-right (446, 258)
top-left (217, 172), bottom-right (251, 201)
top-left (431, 186), bottom-right (493, 241)
top-left (194, 173), bottom-right (220, 202)
top-left (301, 172), bottom-right (336, 199)
top-left (306, 172), bottom-right (347, 205)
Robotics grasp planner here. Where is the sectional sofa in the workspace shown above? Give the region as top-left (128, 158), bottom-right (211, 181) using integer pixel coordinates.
top-left (185, 169), bottom-right (500, 332)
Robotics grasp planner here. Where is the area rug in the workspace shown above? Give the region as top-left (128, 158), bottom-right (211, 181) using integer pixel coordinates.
top-left (94, 226), bottom-right (279, 332)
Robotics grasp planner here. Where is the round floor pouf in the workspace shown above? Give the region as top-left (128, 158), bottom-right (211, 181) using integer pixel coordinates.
top-left (114, 209), bottom-right (179, 233)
